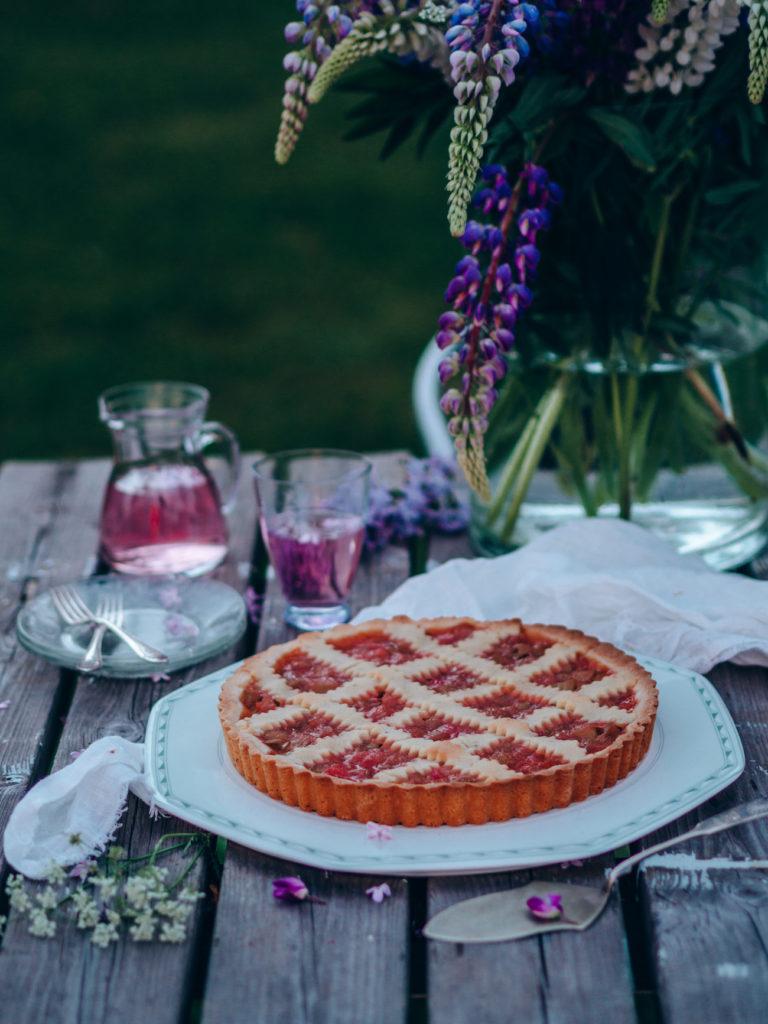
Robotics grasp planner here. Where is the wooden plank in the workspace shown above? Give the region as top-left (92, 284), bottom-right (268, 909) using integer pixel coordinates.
top-left (0, 458), bottom-right (259, 1024)
top-left (201, 454), bottom-right (413, 1024)
top-left (639, 661), bottom-right (768, 1024)
top-left (426, 858), bottom-right (637, 1024)
top-left (423, 532), bottom-right (637, 1024)
top-left (0, 460), bottom-right (110, 852)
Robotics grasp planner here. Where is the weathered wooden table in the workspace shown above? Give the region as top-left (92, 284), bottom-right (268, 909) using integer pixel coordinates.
top-left (1, 454), bottom-right (767, 1024)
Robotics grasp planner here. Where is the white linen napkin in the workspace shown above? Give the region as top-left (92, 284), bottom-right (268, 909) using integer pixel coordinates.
top-left (3, 736), bottom-right (149, 879)
top-left (356, 519), bottom-right (768, 673)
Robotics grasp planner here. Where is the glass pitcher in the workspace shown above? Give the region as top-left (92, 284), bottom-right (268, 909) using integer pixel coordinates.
top-left (98, 382), bottom-right (241, 576)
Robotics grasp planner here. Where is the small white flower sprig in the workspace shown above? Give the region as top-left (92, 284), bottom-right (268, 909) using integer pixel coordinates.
top-left (3, 832), bottom-right (207, 949)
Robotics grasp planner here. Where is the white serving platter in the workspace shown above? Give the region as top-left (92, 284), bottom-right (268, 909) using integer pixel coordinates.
top-left (144, 654), bottom-right (743, 876)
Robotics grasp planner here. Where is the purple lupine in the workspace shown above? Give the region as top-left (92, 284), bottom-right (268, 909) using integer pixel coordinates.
top-left (276, 0), bottom-right (370, 163)
top-left (446, 2), bottom-right (537, 89)
top-left (559, 0), bottom-right (647, 84)
top-left (437, 162), bottom-right (561, 489)
top-left (364, 457), bottom-right (469, 553)
top-left (445, 2), bottom-right (542, 236)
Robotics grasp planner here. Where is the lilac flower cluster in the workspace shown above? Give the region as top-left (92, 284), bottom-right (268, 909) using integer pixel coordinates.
top-left (445, 2), bottom-right (542, 235)
top-left (437, 162), bottom-right (560, 493)
top-left (364, 457), bottom-right (469, 553)
top-left (277, 1), bottom-right (371, 163)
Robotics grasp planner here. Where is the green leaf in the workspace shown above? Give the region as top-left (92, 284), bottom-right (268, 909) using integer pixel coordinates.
top-left (509, 72), bottom-right (586, 134)
top-left (586, 109), bottom-right (657, 172)
top-left (704, 180), bottom-right (762, 205)
top-left (214, 836), bottom-right (228, 868)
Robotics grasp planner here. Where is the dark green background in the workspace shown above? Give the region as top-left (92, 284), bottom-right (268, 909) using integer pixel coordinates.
top-left (1, 2), bottom-right (453, 460)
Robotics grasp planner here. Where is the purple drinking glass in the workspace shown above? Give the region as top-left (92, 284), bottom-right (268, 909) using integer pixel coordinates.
top-left (253, 450), bottom-right (371, 630)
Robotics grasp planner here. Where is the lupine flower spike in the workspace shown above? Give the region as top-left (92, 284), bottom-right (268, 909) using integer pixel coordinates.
top-left (748, 0), bottom-right (768, 104)
top-left (445, 2), bottom-right (539, 236)
top-left (276, 1), bottom-right (361, 164)
top-left (437, 162), bottom-right (560, 497)
top-left (308, 2), bottom-right (449, 104)
top-left (651, 0), bottom-right (670, 23)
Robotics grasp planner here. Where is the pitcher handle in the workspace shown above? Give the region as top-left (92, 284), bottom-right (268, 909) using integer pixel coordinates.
top-left (197, 421), bottom-right (241, 513)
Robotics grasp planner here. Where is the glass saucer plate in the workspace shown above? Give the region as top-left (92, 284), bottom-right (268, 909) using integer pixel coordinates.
top-left (16, 576), bottom-right (247, 678)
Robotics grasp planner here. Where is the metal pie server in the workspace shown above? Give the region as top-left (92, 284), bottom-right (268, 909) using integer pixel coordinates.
top-left (423, 797), bottom-right (768, 944)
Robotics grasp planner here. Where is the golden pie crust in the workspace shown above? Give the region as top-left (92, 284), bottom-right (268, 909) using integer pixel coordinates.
top-left (218, 616), bottom-right (658, 827)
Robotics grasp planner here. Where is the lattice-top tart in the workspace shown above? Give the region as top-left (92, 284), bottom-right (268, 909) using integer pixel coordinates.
top-left (218, 617), bottom-right (658, 826)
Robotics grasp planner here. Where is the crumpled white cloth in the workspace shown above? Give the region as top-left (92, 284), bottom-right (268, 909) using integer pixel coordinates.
top-left (356, 519), bottom-right (768, 673)
top-left (3, 736), bottom-right (150, 879)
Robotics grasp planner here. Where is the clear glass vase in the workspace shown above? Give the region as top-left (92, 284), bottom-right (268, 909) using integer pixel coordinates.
top-left (470, 302), bottom-right (768, 570)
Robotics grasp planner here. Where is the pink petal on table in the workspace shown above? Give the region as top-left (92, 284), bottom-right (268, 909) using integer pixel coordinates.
top-left (366, 883), bottom-right (392, 904)
top-left (366, 822), bottom-right (393, 842)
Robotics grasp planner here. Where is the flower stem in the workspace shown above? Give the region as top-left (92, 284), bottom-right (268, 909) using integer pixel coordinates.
top-left (643, 191), bottom-right (677, 336)
top-left (611, 371), bottom-right (638, 521)
top-left (498, 376), bottom-right (568, 543)
top-left (408, 533), bottom-right (430, 576)
top-left (485, 409), bottom-right (540, 526)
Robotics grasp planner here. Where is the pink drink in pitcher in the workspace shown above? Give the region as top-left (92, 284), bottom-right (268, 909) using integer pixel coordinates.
top-left (98, 383), bottom-right (241, 576)
top-left (262, 510), bottom-right (365, 606)
top-left (100, 461), bottom-right (228, 575)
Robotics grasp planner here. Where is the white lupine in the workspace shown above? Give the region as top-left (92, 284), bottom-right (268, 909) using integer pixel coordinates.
top-left (447, 73), bottom-right (503, 237)
top-left (308, 6), bottom-right (449, 104)
top-left (625, 0), bottom-right (741, 95)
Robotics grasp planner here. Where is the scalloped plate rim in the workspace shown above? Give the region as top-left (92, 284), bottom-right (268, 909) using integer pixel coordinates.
top-left (144, 652), bottom-right (744, 876)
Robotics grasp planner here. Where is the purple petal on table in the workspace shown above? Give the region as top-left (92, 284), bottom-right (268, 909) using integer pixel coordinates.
top-left (273, 876), bottom-right (310, 902)
top-left (244, 586), bottom-right (263, 624)
top-left (526, 893), bottom-right (563, 920)
top-left (68, 860), bottom-right (95, 881)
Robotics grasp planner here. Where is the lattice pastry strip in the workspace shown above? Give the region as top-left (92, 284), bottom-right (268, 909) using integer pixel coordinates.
top-left (219, 616), bottom-right (658, 826)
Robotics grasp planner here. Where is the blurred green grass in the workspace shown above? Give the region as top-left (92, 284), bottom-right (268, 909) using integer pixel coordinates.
top-left (0, 2), bottom-right (453, 460)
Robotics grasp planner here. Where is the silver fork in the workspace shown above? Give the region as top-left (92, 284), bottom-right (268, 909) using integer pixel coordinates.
top-left (50, 585), bottom-right (169, 666)
top-left (78, 591), bottom-right (120, 673)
